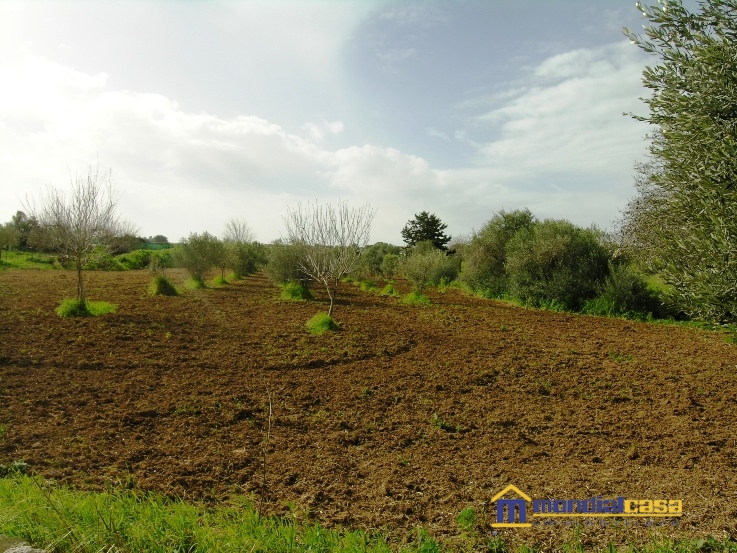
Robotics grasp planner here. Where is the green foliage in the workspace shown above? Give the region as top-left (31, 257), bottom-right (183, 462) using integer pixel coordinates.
top-left (380, 282), bottom-right (399, 297)
top-left (380, 253), bottom-right (400, 279)
top-left (56, 299), bottom-right (117, 317)
top-left (0, 472), bottom-right (422, 553)
top-left (621, 1), bottom-right (737, 323)
top-left (185, 276), bottom-right (206, 290)
top-left (401, 211), bottom-right (451, 250)
top-left (81, 249), bottom-right (126, 271)
top-left (400, 243), bottom-right (458, 294)
top-left (116, 249), bottom-right (152, 270)
top-left (401, 291), bottom-right (430, 306)
top-left (462, 209), bottom-right (535, 297)
top-left (455, 508), bottom-right (476, 532)
top-left (355, 242), bottom-right (402, 278)
top-left (173, 232), bottom-right (222, 283)
top-left (0, 251), bottom-right (57, 270)
top-left (280, 281), bottom-right (314, 301)
top-left (228, 241), bottom-right (267, 279)
top-left (305, 312), bottom-right (340, 335)
top-left (264, 240), bottom-right (313, 287)
top-left (211, 275), bottom-right (229, 287)
top-left (582, 264), bottom-right (665, 319)
top-left (359, 280), bottom-right (376, 292)
top-left (505, 219), bottom-right (610, 311)
top-left (149, 276), bottom-right (179, 297)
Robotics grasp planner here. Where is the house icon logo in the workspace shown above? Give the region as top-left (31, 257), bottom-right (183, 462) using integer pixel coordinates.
top-left (491, 484), bottom-right (532, 528)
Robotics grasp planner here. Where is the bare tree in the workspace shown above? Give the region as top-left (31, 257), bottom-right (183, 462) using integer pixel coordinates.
top-left (283, 201), bottom-right (376, 316)
top-left (27, 165), bottom-right (127, 305)
top-left (224, 218), bottom-right (255, 244)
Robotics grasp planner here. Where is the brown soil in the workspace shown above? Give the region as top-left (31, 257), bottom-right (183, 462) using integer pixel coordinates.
top-left (1, 269), bottom-right (737, 549)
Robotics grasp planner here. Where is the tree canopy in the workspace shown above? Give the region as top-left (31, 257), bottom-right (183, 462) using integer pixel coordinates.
top-left (621, 0), bottom-right (737, 322)
top-left (401, 211), bottom-right (451, 250)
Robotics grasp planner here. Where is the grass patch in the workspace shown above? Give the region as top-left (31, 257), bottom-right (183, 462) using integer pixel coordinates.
top-left (306, 312), bottom-right (340, 335)
top-left (280, 281), bottom-right (313, 301)
top-left (0, 473), bottom-right (406, 553)
top-left (185, 276), bottom-right (206, 290)
top-left (56, 299), bottom-right (117, 318)
top-left (0, 474), bottom-right (734, 552)
top-left (211, 276), bottom-right (229, 287)
top-left (0, 251), bottom-right (57, 270)
top-left (149, 276), bottom-right (179, 296)
top-left (359, 280), bottom-right (377, 292)
top-left (380, 282), bottom-right (400, 297)
top-left (401, 292), bottom-right (430, 306)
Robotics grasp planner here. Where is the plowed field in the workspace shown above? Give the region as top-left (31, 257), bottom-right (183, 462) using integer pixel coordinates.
top-left (1, 269), bottom-right (737, 549)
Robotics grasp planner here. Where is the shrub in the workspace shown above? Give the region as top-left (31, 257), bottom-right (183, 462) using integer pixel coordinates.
top-left (380, 282), bottom-right (399, 297)
top-left (149, 276), bottom-right (179, 296)
top-left (56, 299), bottom-right (117, 317)
top-left (116, 250), bottom-right (151, 270)
top-left (264, 240), bottom-right (313, 288)
top-left (355, 242), bottom-right (402, 278)
top-left (359, 280), bottom-right (376, 292)
top-left (505, 219), bottom-right (610, 311)
top-left (228, 241), bottom-right (267, 279)
top-left (583, 264), bottom-right (665, 319)
top-left (380, 253), bottom-right (400, 279)
top-left (461, 209), bottom-right (535, 297)
top-left (306, 312), bottom-right (340, 335)
top-left (173, 232), bottom-right (221, 283)
top-left (280, 281), bottom-right (313, 301)
top-left (401, 291), bottom-right (430, 306)
top-left (211, 276), bottom-right (228, 287)
top-left (400, 242), bottom-right (457, 294)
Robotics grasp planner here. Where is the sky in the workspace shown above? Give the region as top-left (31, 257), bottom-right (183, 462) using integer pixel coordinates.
top-left (0, 0), bottom-right (669, 245)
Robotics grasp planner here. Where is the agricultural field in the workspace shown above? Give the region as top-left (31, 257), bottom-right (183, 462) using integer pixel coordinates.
top-left (1, 269), bottom-right (737, 550)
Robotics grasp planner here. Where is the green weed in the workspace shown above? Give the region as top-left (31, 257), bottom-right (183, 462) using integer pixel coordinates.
top-left (148, 276), bottom-right (179, 296)
top-left (401, 292), bottom-right (430, 306)
top-left (455, 507), bottom-right (476, 532)
top-left (211, 276), bottom-right (228, 287)
top-left (306, 312), bottom-right (340, 335)
top-left (280, 281), bottom-right (313, 301)
top-left (56, 299), bottom-right (117, 318)
top-left (380, 283), bottom-right (399, 297)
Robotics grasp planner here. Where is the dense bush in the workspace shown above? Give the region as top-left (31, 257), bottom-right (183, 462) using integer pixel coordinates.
top-left (583, 264), bottom-right (665, 319)
top-left (461, 209), bottom-right (535, 298)
top-left (505, 220), bottom-right (610, 311)
top-left (173, 232), bottom-right (221, 285)
top-left (354, 242), bottom-right (402, 278)
top-left (228, 241), bottom-right (267, 279)
top-left (116, 250), bottom-right (152, 270)
top-left (264, 240), bottom-right (313, 287)
top-left (400, 241), bottom-right (458, 294)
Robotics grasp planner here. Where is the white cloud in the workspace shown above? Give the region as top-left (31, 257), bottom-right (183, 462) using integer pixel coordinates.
top-left (1, 37), bottom-right (651, 245)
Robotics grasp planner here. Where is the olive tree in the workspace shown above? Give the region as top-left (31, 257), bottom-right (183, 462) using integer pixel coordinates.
top-left (173, 231), bottom-right (221, 286)
top-left (621, 0), bottom-right (737, 322)
top-left (0, 223), bottom-right (19, 261)
top-left (26, 165), bottom-right (126, 304)
top-left (283, 201), bottom-right (376, 316)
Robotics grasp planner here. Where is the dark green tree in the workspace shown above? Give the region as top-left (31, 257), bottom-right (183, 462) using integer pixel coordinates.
top-left (621, 0), bottom-right (737, 322)
top-left (461, 208), bottom-right (535, 297)
top-left (401, 211), bottom-right (451, 250)
top-left (10, 211), bottom-right (40, 250)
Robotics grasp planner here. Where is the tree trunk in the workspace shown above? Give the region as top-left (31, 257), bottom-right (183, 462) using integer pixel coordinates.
top-left (77, 263), bottom-right (85, 304)
top-left (327, 287), bottom-right (335, 317)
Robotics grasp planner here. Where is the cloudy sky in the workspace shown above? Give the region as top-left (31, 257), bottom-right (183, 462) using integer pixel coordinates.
top-left (0, 0), bottom-right (667, 244)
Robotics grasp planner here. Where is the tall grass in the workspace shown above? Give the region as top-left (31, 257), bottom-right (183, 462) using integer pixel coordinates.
top-left (0, 474), bottom-right (735, 552)
top-left (0, 251), bottom-right (57, 270)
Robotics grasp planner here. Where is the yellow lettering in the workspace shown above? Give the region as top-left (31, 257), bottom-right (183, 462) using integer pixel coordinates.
top-left (639, 499), bottom-right (652, 513)
top-left (652, 500), bottom-right (667, 513)
top-left (623, 499), bottom-right (639, 513)
top-left (668, 500), bottom-right (682, 514)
